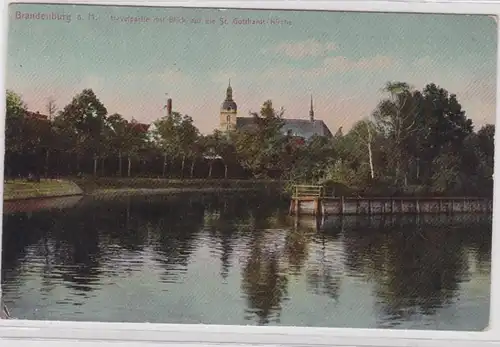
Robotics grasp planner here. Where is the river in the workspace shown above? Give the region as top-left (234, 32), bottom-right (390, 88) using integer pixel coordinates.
top-left (1, 193), bottom-right (491, 330)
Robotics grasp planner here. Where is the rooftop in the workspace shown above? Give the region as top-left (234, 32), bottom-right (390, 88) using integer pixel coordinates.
top-left (235, 116), bottom-right (333, 139)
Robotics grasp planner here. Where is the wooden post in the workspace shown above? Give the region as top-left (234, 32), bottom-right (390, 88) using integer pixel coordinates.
top-left (415, 199), bottom-right (420, 214)
top-left (391, 199), bottom-right (394, 214)
top-left (294, 198), bottom-right (300, 215)
top-left (450, 199), bottom-right (454, 214)
top-left (463, 198), bottom-right (466, 213)
top-left (313, 198), bottom-right (319, 216)
top-left (340, 196), bottom-right (345, 215)
top-left (368, 199), bottom-right (372, 215)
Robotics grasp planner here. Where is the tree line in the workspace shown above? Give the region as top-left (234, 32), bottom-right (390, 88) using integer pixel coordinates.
top-left (5, 81), bottom-right (495, 196)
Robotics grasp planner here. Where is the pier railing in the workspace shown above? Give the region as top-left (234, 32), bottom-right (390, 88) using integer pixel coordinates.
top-left (293, 184), bottom-right (323, 198)
top-left (290, 184), bottom-right (492, 216)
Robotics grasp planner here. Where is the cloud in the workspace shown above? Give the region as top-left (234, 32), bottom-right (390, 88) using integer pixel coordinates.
top-left (272, 39), bottom-right (337, 59)
top-left (255, 54), bottom-right (396, 81)
top-left (322, 54), bottom-right (395, 73)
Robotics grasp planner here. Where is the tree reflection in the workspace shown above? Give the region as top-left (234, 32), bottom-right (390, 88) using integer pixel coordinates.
top-left (283, 217), bottom-right (316, 276)
top-left (3, 192), bottom-right (491, 326)
top-left (342, 214), bottom-right (491, 324)
top-left (238, 197), bottom-right (291, 325)
top-left (241, 232), bottom-right (289, 325)
top-left (145, 200), bottom-right (203, 284)
top-left (304, 223), bottom-right (344, 301)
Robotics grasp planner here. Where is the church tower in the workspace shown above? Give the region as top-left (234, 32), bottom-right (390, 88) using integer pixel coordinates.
top-left (219, 80), bottom-right (238, 132)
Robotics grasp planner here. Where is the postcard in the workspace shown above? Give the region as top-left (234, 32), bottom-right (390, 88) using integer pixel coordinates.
top-left (1, 3), bottom-right (495, 331)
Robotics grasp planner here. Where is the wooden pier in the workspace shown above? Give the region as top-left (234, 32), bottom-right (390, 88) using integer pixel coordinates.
top-left (289, 185), bottom-right (492, 216)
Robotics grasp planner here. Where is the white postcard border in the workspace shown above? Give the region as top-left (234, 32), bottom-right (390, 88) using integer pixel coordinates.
top-left (0, 1), bottom-right (499, 346)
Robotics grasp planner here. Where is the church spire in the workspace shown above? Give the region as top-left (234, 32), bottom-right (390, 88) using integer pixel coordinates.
top-left (226, 79), bottom-right (233, 100)
top-left (309, 95), bottom-right (315, 122)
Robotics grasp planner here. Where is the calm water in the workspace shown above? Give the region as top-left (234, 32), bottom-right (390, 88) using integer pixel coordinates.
top-left (1, 193), bottom-right (492, 330)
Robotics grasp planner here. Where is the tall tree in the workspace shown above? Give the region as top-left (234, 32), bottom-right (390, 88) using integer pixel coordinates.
top-left (153, 112), bottom-right (183, 177)
top-left (5, 90), bottom-right (26, 176)
top-left (350, 119), bottom-right (378, 180)
top-left (373, 82), bottom-right (417, 185)
top-left (106, 113), bottom-right (129, 176)
top-left (177, 115), bottom-right (199, 178)
top-left (125, 119), bottom-right (150, 177)
top-left (233, 100), bottom-right (286, 178)
top-left (57, 89), bottom-right (108, 174)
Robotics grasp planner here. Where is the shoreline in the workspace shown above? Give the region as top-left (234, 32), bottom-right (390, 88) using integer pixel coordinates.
top-left (3, 179), bottom-right (84, 202)
top-left (3, 178), bottom-right (493, 204)
top-left (3, 178), bottom-right (287, 202)
top-left (88, 186), bottom-right (281, 198)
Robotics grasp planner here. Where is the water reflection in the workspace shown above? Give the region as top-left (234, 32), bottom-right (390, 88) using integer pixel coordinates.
top-left (1, 194), bottom-right (491, 329)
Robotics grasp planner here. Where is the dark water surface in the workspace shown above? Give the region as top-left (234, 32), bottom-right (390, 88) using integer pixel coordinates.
top-left (1, 193), bottom-right (491, 330)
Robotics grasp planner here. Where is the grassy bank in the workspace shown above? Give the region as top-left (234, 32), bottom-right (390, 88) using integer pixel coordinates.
top-left (72, 177), bottom-right (288, 195)
top-left (4, 179), bottom-right (84, 201)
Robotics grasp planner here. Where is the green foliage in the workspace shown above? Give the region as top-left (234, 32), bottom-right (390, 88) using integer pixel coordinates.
top-left (3, 83), bottom-right (495, 197)
top-left (5, 90), bottom-right (27, 154)
top-left (232, 100), bottom-right (290, 178)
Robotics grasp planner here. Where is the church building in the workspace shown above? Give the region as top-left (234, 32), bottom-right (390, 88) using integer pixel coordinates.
top-left (218, 81), bottom-right (333, 141)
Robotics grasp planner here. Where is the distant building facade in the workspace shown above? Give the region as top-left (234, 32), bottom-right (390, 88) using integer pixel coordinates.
top-left (25, 111), bottom-right (49, 121)
top-left (218, 81), bottom-right (333, 141)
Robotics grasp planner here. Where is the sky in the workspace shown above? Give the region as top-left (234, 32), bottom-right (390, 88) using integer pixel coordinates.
top-left (6, 4), bottom-right (498, 135)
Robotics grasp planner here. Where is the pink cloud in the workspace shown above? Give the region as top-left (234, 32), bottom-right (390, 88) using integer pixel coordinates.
top-left (272, 39), bottom-right (337, 59)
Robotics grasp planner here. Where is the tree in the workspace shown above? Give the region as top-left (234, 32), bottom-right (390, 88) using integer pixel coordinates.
top-left (219, 133), bottom-right (238, 179)
top-left (106, 113), bottom-right (129, 176)
top-left (5, 90), bottom-right (26, 153)
top-left (288, 135), bottom-right (335, 184)
top-left (202, 133), bottom-right (221, 179)
top-left (372, 82), bottom-right (417, 185)
top-left (153, 112), bottom-right (183, 177)
top-left (57, 89), bottom-right (108, 174)
top-left (232, 100), bottom-right (287, 178)
top-left (350, 119), bottom-right (378, 180)
top-left (42, 98), bottom-right (58, 176)
top-left (404, 84), bottom-right (472, 186)
top-left (177, 115), bottom-right (199, 178)
top-left (46, 97), bottom-right (57, 120)
top-left (5, 90), bottom-right (27, 172)
top-left (125, 119), bottom-right (150, 177)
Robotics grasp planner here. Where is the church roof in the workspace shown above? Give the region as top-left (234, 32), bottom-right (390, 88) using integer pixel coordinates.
top-left (235, 117), bottom-right (333, 139)
top-left (129, 121), bottom-right (150, 133)
top-left (281, 119), bottom-right (333, 139)
top-left (235, 117), bottom-right (257, 129)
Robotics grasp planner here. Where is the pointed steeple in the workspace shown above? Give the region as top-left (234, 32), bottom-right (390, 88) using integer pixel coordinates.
top-left (309, 94), bottom-right (315, 122)
top-left (221, 79), bottom-right (237, 112)
top-left (226, 79), bottom-right (233, 100)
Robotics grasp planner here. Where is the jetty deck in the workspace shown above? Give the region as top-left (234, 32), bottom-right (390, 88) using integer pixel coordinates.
top-left (289, 184), bottom-right (492, 216)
